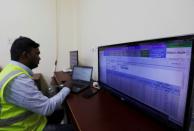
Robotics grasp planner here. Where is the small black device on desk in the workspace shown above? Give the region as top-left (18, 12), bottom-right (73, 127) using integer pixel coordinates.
top-left (82, 88), bottom-right (98, 98)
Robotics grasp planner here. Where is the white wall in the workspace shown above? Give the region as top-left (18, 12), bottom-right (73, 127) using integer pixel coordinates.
top-left (0, 0), bottom-right (78, 84)
top-left (56, 0), bottom-right (78, 71)
top-left (77, 0), bottom-right (194, 80)
top-left (0, 0), bottom-right (57, 82)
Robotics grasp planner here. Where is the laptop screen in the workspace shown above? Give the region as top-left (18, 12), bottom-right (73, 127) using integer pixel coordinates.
top-left (72, 66), bottom-right (93, 82)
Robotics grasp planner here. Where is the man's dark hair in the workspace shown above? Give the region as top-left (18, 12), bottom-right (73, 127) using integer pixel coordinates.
top-left (10, 36), bottom-right (39, 61)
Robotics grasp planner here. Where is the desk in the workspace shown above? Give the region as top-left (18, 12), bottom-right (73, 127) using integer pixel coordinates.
top-left (54, 71), bottom-right (169, 131)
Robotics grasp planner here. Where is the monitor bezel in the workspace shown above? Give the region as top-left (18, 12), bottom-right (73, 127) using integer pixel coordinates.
top-left (98, 34), bottom-right (194, 130)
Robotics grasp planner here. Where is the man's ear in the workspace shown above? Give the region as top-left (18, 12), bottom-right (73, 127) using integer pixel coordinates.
top-left (21, 51), bottom-right (29, 59)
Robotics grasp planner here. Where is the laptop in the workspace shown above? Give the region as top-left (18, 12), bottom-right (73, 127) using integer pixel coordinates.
top-left (71, 66), bottom-right (93, 93)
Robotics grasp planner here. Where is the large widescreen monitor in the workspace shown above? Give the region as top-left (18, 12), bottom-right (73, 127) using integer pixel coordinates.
top-left (70, 50), bottom-right (78, 69)
top-left (98, 34), bottom-right (194, 130)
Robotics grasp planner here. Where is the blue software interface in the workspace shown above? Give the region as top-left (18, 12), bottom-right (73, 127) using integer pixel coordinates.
top-left (70, 51), bottom-right (78, 69)
top-left (99, 40), bottom-right (192, 126)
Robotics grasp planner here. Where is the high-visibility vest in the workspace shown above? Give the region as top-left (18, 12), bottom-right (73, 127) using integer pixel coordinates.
top-left (0, 64), bottom-right (47, 131)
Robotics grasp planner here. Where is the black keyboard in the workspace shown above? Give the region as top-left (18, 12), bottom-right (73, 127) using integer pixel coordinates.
top-left (72, 81), bottom-right (90, 87)
top-left (71, 86), bottom-right (82, 93)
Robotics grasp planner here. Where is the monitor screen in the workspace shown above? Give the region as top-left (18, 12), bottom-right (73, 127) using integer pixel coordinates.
top-left (70, 51), bottom-right (78, 69)
top-left (72, 66), bottom-right (93, 82)
top-left (98, 35), bottom-right (194, 130)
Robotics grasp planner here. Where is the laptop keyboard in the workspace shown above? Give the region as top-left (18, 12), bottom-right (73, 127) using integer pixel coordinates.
top-left (72, 81), bottom-right (89, 87)
top-left (71, 86), bottom-right (81, 93)
top-left (70, 80), bottom-right (90, 93)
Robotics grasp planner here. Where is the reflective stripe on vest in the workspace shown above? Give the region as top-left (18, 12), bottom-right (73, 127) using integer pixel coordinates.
top-left (0, 70), bottom-right (33, 127)
top-left (0, 70), bottom-right (21, 89)
top-left (0, 111), bottom-right (33, 127)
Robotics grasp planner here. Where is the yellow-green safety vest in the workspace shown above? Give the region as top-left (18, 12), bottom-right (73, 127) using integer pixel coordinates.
top-left (0, 64), bottom-right (47, 131)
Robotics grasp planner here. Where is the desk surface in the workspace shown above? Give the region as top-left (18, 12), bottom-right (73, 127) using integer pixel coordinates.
top-left (54, 71), bottom-right (169, 131)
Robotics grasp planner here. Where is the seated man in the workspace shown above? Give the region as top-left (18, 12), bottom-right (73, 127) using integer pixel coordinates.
top-left (0, 36), bottom-right (74, 131)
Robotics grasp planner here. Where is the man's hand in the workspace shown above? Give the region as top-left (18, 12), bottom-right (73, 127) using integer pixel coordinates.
top-left (64, 81), bottom-right (72, 88)
top-left (61, 87), bottom-right (71, 97)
